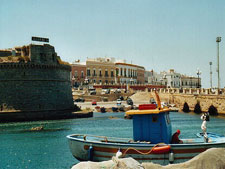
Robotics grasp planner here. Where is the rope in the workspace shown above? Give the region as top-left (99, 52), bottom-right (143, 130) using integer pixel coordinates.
top-left (122, 143), bottom-right (166, 157)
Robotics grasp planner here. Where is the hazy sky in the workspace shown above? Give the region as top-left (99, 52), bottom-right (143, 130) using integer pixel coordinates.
top-left (1, 0), bottom-right (225, 88)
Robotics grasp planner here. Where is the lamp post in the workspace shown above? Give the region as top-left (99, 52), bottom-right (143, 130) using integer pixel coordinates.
top-left (209, 62), bottom-right (212, 89)
top-left (216, 37), bottom-right (221, 90)
top-left (196, 68), bottom-right (201, 88)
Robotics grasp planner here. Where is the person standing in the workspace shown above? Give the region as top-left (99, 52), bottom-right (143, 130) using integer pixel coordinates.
top-left (201, 112), bottom-right (210, 142)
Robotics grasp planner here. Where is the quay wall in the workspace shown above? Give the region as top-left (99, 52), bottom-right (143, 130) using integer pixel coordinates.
top-left (151, 89), bottom-right (225, 114)
top-left (0, 62), bottom-right (75, 121)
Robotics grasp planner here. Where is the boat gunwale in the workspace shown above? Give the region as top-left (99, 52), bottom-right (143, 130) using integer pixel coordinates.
top-left (66, 134), bottom-right (225, 147)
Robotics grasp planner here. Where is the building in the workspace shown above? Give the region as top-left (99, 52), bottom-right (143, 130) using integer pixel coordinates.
top-left (137, 66), bottom-right (145, 84)
top-left (180, 75), bottom-right (199, 88)
top-left (86, 57), bottom-right (116, 85)
top-left (71, 60), bottom-right (86, 87)
top-left (145, 69), bottom-right (201, 88)
top-left (163, 69), bottom-right (181, 88)
top-left (115, 62), bottom-right (145, 85)
top-left (115, 62), bottom-right (137, 84)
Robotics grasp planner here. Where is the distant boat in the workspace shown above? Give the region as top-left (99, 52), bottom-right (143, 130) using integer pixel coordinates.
top-left (67, 91), bottom-right (225, 165)
top-left (112, 107), bottom-right (118, 112)
top-left (100, 107), bottom-right (106, 113)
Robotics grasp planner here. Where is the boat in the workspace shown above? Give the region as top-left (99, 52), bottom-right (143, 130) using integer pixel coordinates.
top-left (100, 107), bottom-right (106, 113)
top-left (196, 132), bottom-right (224, 138)
top-left (67, 91), bottom-right (225, 165)
top-left (111, 107), bottom-right (118, 112)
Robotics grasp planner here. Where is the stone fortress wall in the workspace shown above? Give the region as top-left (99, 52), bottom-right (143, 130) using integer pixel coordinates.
top-left (0, 44), bottom-right (75, 121)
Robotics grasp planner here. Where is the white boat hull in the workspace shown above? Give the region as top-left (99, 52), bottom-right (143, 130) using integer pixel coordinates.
top-left (67, 134), bottom-right (225, 165)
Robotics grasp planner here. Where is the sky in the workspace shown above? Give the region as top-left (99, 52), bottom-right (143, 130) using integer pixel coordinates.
top-left (1, 0), bottom-right (225, 88)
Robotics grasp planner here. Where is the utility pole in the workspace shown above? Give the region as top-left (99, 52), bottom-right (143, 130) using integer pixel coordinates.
top-left (216, 37), bottom-right (221, 91)
top-left (209, 62), bottom-right (212, 89)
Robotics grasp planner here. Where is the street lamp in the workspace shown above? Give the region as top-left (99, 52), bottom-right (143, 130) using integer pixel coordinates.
top-left (190, 76), bottom-right (193, 88)
top-left (216, 37), bottom-right (221, 90)
top-left (209, 62), bottom-right (212, 89)
top-left (196, 68), bottom-right (201, 88)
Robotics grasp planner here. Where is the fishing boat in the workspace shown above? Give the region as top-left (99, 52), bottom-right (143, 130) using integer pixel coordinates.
top-left (67, 92), bottom-right (225, 165)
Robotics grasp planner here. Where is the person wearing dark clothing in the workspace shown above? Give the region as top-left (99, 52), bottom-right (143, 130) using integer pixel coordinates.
top-left (171, 129), bottom-right (183, 144)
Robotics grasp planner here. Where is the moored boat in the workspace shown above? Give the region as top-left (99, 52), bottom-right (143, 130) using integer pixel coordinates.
top-left (67, 91), bottom-right (225, 164)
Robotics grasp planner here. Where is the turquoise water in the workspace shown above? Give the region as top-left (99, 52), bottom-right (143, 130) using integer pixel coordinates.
top-left (1, 112), bottom-right (225, 169)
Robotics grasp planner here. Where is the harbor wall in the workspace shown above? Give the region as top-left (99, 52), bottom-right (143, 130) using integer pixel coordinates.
top-left (154, 90), bottom-right (225, 114)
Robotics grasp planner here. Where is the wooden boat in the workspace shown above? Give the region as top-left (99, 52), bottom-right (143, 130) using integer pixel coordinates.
top-left (67, 91), bottom-right (225, 165)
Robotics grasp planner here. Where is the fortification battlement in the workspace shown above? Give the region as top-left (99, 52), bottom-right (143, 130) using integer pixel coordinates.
top-left (0, 62), bottom-right (71, 71)
top-left (0, 44), bottom-right (70, 66)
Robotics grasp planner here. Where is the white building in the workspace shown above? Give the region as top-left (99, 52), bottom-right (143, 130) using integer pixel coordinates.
top-left (180, 75), bottom-right (199, 88)
top-left (115, 62), bottom-right (138, 84)
top-left (145, 69), bottom-right (201, 88)
top-left (163, 69), bottom-right (181, 88)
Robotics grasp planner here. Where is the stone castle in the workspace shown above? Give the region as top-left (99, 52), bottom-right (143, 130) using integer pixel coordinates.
top-left (0, 44), bottom-right (77, 122)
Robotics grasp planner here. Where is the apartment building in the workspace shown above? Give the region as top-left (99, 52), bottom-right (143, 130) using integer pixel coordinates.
top-left (71, 60), bottom-right (86, 87)
top-left (86, 57), bottom-right (116, 85)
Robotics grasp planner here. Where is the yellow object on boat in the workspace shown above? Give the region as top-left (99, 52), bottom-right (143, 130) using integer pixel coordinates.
top-left (126, 107), bottom-right (170, 115)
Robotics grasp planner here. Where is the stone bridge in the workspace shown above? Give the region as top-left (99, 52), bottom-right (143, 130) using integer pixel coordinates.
top-left (150, 88), bottom-right (225, 115)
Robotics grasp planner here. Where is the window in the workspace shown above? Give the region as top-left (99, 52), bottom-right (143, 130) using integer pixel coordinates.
top-left (87, 69), bottom-right (90, 77)
top-left (81, 71), bottom-right (84, 78)
top-left (99, 69), bottom-right (102, 77)
top-left (116, 69), bottom-right (119, 76)
top-left (74, 71), bottom-right (78, 77)
top-left (93, 69), bottom-right (96, 76)
top-left (105, 69), bottom-right (108, 77)
top-left (111, 69), bottom-right (114, 77)
top-left (124, 68), bottom-right (127, 77)
top-left (120, 68), bottom-right (123, 76)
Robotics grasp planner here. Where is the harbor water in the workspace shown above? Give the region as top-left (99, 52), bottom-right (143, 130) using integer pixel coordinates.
top-left (1, 112), bottom-right (225, 169)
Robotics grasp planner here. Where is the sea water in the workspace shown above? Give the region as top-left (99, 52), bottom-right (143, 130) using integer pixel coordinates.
top-left (1, 112), bottom-right (225, 169)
